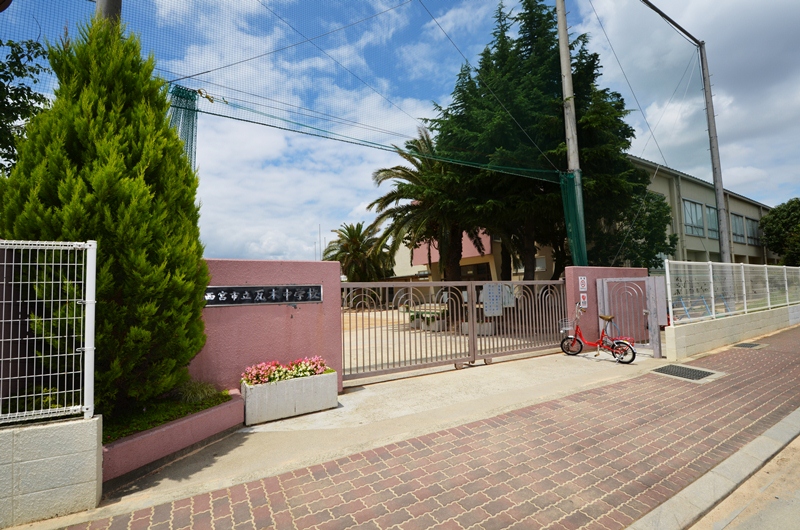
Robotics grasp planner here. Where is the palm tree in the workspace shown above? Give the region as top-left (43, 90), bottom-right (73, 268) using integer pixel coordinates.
top-left (368, 128), bottom-right (480, 281)
top-left (323, 222), bottom-right (394, 282)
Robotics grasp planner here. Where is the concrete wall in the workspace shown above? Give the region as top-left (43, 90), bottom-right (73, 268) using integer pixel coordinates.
top-left (0, 416), bottom-right (101, 528)
top-left (189, 260), bottom-right (343, 392)
top-left (564, 266), bottom-right (648, 341)
top-left (665, 304), bottom-right (800, 361)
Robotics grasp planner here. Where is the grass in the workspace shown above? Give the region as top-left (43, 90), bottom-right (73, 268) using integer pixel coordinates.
top-left (102, 389), bottom-right (231, 445)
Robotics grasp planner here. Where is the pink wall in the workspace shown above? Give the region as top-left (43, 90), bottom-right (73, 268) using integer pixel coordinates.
top-left (103, 390), bottom-right (244, 482)
top-left (564, 266), bottom-right (648, 341)
top-left (189, 260), bottom-right (343, 392)
top-left (412, 232), bottom-right (492, 266)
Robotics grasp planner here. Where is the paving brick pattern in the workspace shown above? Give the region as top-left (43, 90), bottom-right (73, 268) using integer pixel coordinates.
top-left (69, 337), bottom-right (800, 530)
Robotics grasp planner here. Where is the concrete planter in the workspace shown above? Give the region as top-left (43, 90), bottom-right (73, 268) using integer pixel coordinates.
top-left (421, 319), bottom-right (446, 332)
top-left (242, 371), bottom-right (338, 426)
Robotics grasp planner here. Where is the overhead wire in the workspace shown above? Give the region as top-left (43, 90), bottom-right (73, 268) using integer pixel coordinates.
top-left (416, 0), bottom-right (560, 173)
top-left (253, 0), bottom-right (427, 131)
top-left (587, 0), bottom-right (667, 166)
top-left (168, 0), bottom-right (413, 84)
top-left (161, 68), bottom-right (414, 141)
top-left (639, 50), bottom-right (697, 156)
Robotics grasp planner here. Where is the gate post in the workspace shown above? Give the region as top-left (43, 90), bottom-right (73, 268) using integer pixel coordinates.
top-left (468, 282), bottom-right (478, 363)
top-left (83, 240), bottom-right (97, 419)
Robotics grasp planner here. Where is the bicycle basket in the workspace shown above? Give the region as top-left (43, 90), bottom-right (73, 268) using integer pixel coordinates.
top-left (559, 318), bottom-right (575, 333)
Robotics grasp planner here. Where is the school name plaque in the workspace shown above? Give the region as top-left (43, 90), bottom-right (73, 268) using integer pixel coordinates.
top-left (204, 285), bottom-right (323, 307)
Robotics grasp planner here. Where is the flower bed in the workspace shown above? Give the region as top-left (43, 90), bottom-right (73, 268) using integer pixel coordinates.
top-left (241, 356), bottom-right (338, 426)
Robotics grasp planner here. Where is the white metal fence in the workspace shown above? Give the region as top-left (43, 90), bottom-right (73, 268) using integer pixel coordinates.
top-left (664, 259), bottom-right (800, 325)
top-left (1, 240), bottom-right (96, 424)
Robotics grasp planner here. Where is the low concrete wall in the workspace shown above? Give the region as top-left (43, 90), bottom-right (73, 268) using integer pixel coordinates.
top-left (190, 260), bottom-right (343, 392)
top-left (0, 416), bottom-right (101, 528)
top-left (102, 390), bottom-right (244, 483)
top-left (665, 305), bottom-right (800, 360)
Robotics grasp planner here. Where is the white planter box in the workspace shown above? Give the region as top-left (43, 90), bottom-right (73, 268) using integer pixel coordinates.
top-left (241, 371), bottom-right (338, 426)
top-left (460, 322), bottom-right (495, 336)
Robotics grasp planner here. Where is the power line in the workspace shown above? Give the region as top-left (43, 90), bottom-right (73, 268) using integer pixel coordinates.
top-left (169, 0), bottom-right (413, 84)
top-left (587, 0), bottom-right (668, 166)
top-left (253, 0), bottom-right (426, 131)
top-left (161, 68), bottom-right (414, 141)
top-left (417, 0), bottom-right (560, 173)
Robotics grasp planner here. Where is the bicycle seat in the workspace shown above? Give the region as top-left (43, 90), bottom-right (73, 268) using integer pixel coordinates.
top-left (598, 314), bottom-right (615, 322)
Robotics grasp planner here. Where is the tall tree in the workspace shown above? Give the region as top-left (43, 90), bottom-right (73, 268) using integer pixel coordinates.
top-left (760, 198), bottom-right (800, 266)
top-left (0, 39), bottom-right (50, 172)
top-left (324, 222), bottom-right (394, 282)
top-left (0, 17), bottom-right (209, 416)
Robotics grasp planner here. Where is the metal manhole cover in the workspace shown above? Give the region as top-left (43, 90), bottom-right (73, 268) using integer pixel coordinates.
top-left (735, 343), bottom-right (761, 348)
top-left (653, 365), bottom-right (714, 381)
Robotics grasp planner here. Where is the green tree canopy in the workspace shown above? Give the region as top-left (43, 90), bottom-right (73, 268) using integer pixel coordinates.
top-left (760, 198), bottom-right (800, 266)
top-left (324, 222), bottom-right (394, 282)
top-left (0, 39), bottom-right (50, 172)
top-left (0, 16), bottom-right (208, 416)
top-left (429, 0), bottom-right (675, 277)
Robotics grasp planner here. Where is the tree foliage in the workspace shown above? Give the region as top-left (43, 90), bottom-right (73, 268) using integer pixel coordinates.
top-left (0, 39), bottom-right (50, 172)
top-left (0, 17), bottom-right (208, 416)
top-left (760, 198), bottom-right (800, 266)
top-left (323, 222), bottom-right (394, 282)
top-left (424, 0), bottom-right (676, 277)
top-left (368, 128), bottom-right (483, 281)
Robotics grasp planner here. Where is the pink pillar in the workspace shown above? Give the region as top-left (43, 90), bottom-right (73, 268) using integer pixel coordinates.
top-left (564, 266), bottom-right (648, 341)
top-left (189, 260), bottom-right (343, 392)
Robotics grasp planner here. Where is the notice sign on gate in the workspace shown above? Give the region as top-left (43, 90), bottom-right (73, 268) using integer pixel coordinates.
top-left (483, 283), bottom-right (504, 317)
top-left (578, 276), bottom-right (588, 291)
top-left (204, 285), bottom-right (323, 307)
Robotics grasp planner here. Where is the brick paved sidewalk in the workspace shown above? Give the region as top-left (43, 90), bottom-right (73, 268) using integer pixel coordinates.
top-left (68, 336), bottom-right (800, 530)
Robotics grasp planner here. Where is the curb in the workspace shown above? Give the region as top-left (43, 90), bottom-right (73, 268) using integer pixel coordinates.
top-left (630, 407), bottom-right (800, 529)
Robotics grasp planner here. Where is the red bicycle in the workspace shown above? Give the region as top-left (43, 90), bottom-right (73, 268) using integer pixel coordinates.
top-left (560, 303), bottom-right (636, 364)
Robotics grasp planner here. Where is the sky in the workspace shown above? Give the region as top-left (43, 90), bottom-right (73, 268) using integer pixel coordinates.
top-left (2, 0), bottom-right (799, 260)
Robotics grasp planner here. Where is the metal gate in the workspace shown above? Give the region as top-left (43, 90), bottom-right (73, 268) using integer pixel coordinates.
top-left (596, 276), bottom-right (665, 358)
top-left (341, 280), bottom-right (565, 380)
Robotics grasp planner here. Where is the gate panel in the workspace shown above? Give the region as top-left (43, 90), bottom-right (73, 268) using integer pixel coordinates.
top-left (473, 281), bottom-right (566, 360)
top-left (597, 277), bottom-right (663, 358)
top-left (341, 282), bottom-right (473, 380)
top-left (342, 280), bottom-right (565, 380)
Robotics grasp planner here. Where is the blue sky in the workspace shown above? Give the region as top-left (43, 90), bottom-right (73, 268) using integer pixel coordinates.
top-left (2, 0), bottom-right (799, 260)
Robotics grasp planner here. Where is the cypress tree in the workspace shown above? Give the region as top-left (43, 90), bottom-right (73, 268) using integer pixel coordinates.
top-left (0, 16), bottom-right (208, 416)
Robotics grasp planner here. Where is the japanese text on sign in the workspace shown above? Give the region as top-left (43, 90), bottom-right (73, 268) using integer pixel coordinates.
top-left (204, 285), bottom-right (323, 307)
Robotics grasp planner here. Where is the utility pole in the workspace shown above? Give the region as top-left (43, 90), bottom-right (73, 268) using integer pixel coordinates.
top-left (96, 0), bottom-right (121, 20)
top-left (639, 0), bottom-right (731, 263)
top-left (555, 0), bottom-right (588, 266)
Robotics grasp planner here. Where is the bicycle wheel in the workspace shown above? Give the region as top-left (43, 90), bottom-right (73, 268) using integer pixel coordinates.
top-left (561, 336), bottom-right (583, 355)
top-left (612, 341), bottom-right (635, 364)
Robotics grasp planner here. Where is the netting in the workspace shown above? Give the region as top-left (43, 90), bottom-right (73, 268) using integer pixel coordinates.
top-left (1, 0), bottom-right (587, 260)
top-left (168, 84), bottom-right (198, 169)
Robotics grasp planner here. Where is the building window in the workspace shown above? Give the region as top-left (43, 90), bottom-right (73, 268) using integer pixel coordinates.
top-left (746, 218), bottom-right (761, 246)
top-left (535, 257), bottom-right (546, 271)
top-left (706, 206), bottom-right (719, 240)
top-left (683, 200), bottom-right (704, 236)
top-left (731, 214), bottom-right (746, 244)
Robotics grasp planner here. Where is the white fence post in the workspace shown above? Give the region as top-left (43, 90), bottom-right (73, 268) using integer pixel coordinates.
top-left (83, 241), bottom-right (97, 419)
top-left (741, 264), bottom-right (747, 314)
top-left (785, 266), bottom-right (789, 306)
top-left (665, 259), bottom-right (674, 326)
top-left (766, 266), bottom-right (771, 310)
top-left (709, 262), bottom-right (715, 319)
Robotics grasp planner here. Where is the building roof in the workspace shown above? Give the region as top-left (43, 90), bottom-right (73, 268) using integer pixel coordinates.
top-left (628, 154), bottom-right (773, 210)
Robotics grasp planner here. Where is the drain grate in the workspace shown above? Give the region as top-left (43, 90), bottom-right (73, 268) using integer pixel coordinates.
top-left (735, 343), bottom-right (761, 348)
top-left (653, 365), bottom-right (714, 381)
